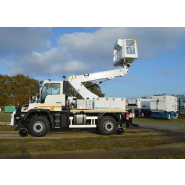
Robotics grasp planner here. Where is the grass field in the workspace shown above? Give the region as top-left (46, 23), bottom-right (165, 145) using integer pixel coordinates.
top-left (0, 112), bottom-right (20, 131)
top-left (0, 130), bottom-right (184, 159)
top-left (134, 115), bottom-right (185, 124)
top-left (0, 112), bottom-right (11, 122)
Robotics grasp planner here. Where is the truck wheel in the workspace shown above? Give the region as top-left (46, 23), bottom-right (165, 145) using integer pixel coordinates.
top-left (117, 128), bottom-right (124, 135)
top-left (28, 116), bottom-right (50, 137)
top-left (98, 116), bottom-right (117, 135)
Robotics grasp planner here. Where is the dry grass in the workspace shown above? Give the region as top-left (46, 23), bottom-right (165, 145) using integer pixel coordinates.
top-left (134, 115), bottom-right (185, 124)
top-left (0, 134), bottom-right (183, 153)
top-left (0, 112), bottom-right (11, 122)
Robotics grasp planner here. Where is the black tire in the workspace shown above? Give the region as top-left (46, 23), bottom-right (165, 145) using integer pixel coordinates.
top-left (28, 116), bottom-right (50, 137)
top-left (117, 128), bottom-right (124, 135)
top-left (98, 116), bottom-right (117, 135)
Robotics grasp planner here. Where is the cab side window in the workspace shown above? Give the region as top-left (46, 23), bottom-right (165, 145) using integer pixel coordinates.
top-left (49, 83), bottom-right (60, 95)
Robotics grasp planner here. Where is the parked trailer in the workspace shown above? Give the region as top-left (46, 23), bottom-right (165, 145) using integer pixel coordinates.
top-left (173, 94), bottom-right (185, 109)
top-left (150, 94), bottom-right (179, 119)
top-left (178, 98), bottom-right (185, 109)
top-left (127, 98), bottom-right (151, 118)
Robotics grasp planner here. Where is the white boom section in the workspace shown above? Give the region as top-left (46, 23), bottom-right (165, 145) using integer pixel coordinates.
top-left (68, 65), bottom-right (129, 100)
top-left (69, 38), bottom-right (138, 100)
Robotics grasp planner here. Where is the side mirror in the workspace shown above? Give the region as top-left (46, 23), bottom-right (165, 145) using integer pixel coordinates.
top-left (29, 96), bottom-right (36, 103)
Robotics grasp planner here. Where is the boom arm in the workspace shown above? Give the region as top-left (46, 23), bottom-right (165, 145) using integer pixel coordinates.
top-left (68, 65), bottom-right (129, 100)
top-left (68, 38), bottom-right (138, 100)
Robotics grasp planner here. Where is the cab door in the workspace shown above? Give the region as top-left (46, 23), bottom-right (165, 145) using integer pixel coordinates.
top-left (40, 83), bottom-right (62, 111)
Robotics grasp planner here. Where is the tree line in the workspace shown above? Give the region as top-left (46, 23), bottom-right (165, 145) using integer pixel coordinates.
top-left (0, 74), bottom-right (105, 106)
top-left (0, 74), bottom-right (39, 106)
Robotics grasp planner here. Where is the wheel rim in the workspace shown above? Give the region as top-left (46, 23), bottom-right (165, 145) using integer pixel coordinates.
top-left (104, 120), bottom-right (114, 131)
top-left (33, 121), bottom-right (45, 133)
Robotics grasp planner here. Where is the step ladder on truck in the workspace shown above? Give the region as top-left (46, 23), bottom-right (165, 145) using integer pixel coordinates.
top-left (9, 38), bottom-right (139, 137)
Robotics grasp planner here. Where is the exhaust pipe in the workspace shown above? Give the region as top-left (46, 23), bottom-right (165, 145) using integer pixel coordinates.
top-left (117, 128), bottom-right (124, 135)
top-left (19, 128), bottom-right (28, 137)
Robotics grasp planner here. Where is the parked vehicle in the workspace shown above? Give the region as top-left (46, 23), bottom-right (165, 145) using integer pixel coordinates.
top-left (173, 94), bottom-right (185, 109)
top-left (150, 94), bottom-right (179, 119)
top-left (9, 38), bottom-right (140, 137)
top-left (127, 98), bottom-right (151, 118)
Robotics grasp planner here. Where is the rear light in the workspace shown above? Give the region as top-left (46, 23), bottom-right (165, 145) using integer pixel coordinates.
top-left (126, 113), bottom-right (130, 120)
top-left (23, 107), bottom-right (28, 111)
top-left (126, 113), bottom-right (129, 117)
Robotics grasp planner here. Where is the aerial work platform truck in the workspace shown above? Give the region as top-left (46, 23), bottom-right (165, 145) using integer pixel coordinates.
top-left (9, 38), bottom-right (139, 137)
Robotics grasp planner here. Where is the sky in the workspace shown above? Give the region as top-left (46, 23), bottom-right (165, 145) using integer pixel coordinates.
top-left (0, 27), bottom-right (185, 99)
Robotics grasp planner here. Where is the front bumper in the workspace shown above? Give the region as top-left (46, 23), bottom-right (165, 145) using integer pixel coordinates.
top-left (9, 111), bottom-right (16, 126)
top-left (8, 111), bottom-right (23, 126)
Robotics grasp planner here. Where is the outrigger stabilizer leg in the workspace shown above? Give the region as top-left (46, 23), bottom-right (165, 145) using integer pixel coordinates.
top-left (126, 119), bottom-right (140, 128)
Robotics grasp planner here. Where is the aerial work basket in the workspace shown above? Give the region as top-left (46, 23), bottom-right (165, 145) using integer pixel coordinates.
top-left (113, 38), bottom-right (138, 67)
